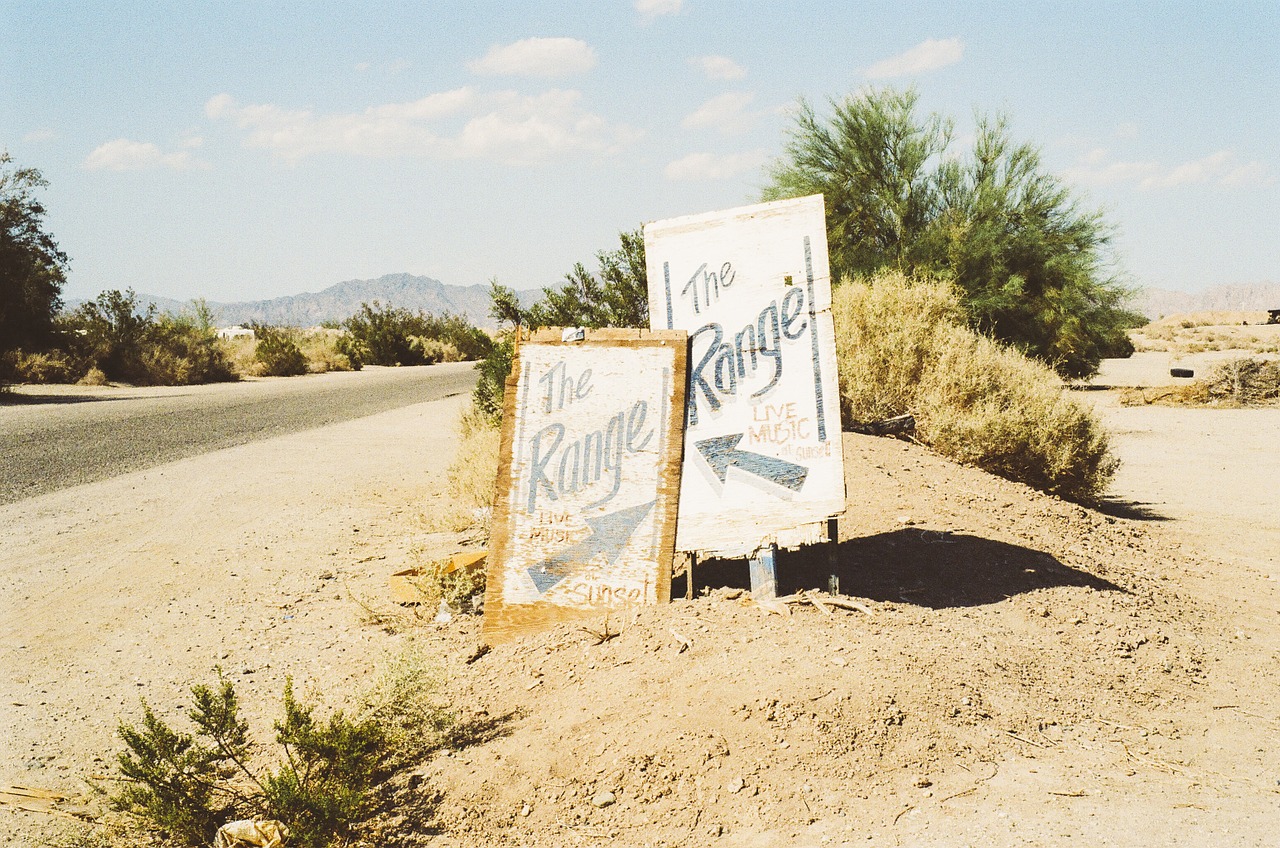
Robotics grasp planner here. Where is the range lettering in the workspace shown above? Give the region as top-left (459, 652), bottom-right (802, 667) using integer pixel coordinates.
top-left (524, 361), bottom-right (654, 513)
top-left (686, 285), bottom-right (809, 426)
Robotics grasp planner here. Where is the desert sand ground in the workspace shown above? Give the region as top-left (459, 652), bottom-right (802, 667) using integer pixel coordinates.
top-left (2, 349), bottom-right (1278, 846)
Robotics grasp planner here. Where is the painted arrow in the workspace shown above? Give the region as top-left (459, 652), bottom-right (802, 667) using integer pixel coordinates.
top-left (695, 434), bottom-right (809, 492)
top-left (527, 500), bottom-right (656, 594)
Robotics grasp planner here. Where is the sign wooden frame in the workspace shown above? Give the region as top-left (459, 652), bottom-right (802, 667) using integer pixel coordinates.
top-left (482, 328), bottom-right (687, 644)
top-left (644, 195), bottom-right (845, 558)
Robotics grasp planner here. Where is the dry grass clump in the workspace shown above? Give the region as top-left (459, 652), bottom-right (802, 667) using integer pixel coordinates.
top-left (4, 349), bottom-right (79, 383)
top-left (1123, 357), bottom-right (1280, 407)
top-left (426, 407), bottom-right (501, 537)
top-left (297, 327), bottom-right (360, 372)
top-left (832, 272), bottom-right (1117, 502)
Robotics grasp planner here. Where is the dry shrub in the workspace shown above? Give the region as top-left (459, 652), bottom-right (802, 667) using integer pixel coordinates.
top-left (218, 329), bottom-right (358, 377)
top-left (429, 408), bottom-right (501, 536)
top-left (832, 272), bottom-right (1117, 502)
top-left (411, 336), bottom-right (464, 364)
top-left (7, 349), bottom-right (79, 383)
top-left (77, 366), bottom-right (109, 386)
top-left (297, 328), bottom-right (359, 373)
top-left (217, 335), bottom-right (259, 375)
top-left (1127, 357), bottom-right (1280, 407)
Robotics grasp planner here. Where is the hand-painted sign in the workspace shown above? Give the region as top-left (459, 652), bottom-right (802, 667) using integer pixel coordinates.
top-left (644, 195), bottom-right (844, 557)
top-left (482, 328), bottom-right (687, 644)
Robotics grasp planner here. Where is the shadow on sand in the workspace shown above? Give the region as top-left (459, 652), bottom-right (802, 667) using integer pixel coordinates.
top-left (676, 528), bottom-right (1123, 610)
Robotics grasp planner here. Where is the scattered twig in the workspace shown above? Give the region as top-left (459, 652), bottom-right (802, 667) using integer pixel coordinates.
top-left (579, 614), bottom-right (618, 645)
top-left (799, 590), bottom-right (833, 616)
top-left (774, 591), bottom-right (874, 615)
top-left (1119, 741), bottom-right (1184, 775)
top-left (893, 805), bottom-right (915, 825)
top-left (824, 596), bottom-right (875, 615)
top-left (939, 786), bottom-right (977, 803)
top-left (1048, 790), bottom-right (1087, 798)
top-left (1006, 731), bottom-right (1049, 748)
top-left (940, 760), bottom-right (999, 805)
top-left (464, 644), bottom-right (490, 664)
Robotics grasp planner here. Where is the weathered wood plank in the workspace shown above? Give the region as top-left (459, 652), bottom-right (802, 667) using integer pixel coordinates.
top-left (482, 329), bottom-right (688, 644)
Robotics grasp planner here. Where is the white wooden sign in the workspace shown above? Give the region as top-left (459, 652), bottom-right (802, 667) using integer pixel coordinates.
top-left (644, 195), bottom-right (844, 557)
top-left (482, 329), bottom-right (687, 644)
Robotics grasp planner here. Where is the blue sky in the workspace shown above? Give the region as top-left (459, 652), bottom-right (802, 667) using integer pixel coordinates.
top-left (3, 1), bottom-right (1277, 303)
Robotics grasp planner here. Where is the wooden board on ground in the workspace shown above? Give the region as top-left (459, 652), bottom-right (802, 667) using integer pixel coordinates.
top-left (482, 328), bottom-right (687, 644)
top-left (644, 194), bottom-right (845, 558)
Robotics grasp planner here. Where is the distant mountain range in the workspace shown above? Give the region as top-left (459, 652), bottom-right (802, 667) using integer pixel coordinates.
top-left (68, 274), bottom-right (516, 330)
top-left (1137, 281), bottom-right (1280, 320)
top-left (68, 273), bottom-right (1279, 329)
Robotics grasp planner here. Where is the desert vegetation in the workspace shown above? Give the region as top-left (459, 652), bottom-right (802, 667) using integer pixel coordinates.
top-left (1128, 311), bottom-right (1280, 354)
top-left (1121, 356), bottom-right (1280, 408)
top-left (339, 301), bottom-right (492, 367)
top-left (832, 272), bottom-right (1116, 501)
top-left (763, 86), bottom-right (1145, 380)
top-left (102, 646), bottom-right (458, 848)
top-left (2, 289), bottom-right (491, 388)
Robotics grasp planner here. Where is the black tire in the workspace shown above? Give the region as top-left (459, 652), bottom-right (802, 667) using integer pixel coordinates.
top-left (1170, 367), bottom-right (1194, 378)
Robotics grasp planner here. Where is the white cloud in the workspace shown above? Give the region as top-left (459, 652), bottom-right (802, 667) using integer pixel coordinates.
top-left (206, 88), bottom-right (639, 165)
top-left (693, 55), bottom-right (746, 80)
top-left (468, 37), bottom-right (597, 78)
top-left (681, 91), bottom-right (759, 134)
top-left (865, 38), bottom-right (964, 79)
top-left (664, 150), bottom-right (767, 181)
top-left (636, 0), bottom-right (682, 18)
top-left (23, 128), bottom-right (58, 143)
top-left (1065, 147), bottom-right (1275, 189)
top-left (83, 138), bottom-right (208, 171)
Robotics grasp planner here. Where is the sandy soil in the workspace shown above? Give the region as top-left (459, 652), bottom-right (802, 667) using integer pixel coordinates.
top-left (3, 370), bottom-right (1280, 846)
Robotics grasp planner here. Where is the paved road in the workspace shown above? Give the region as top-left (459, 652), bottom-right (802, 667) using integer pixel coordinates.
top-left (0, 363), bottom-right (478, 505)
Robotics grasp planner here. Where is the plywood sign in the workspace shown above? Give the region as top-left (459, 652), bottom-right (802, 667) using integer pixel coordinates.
top-left (482, 328), bottom-right (687, 644)
top-left (644, 194), bottom-right (844, 558)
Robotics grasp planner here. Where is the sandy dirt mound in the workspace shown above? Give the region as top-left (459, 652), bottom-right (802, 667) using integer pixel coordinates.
top-left (397, 434), bottom-right (1278, 847)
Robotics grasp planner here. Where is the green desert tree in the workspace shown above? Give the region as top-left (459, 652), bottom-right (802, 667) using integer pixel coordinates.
top-left (764, 87), bottom-right (1140, 379)
top-left (473, 230), bottom-right (649, 422)
top-left (524, 228), bottom-right (649, 330)
top-left (1, 152), bottom-right (69, 382)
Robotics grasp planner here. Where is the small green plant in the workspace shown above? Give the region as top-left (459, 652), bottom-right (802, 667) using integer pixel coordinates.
top-left (112, 656), bottom-right (454, 847)
top-left (112, 677), bottom-right (251, 845)
top-left (260, 680), bottom-right (388, 848)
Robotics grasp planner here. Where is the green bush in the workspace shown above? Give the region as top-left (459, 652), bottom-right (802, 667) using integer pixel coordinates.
top-left (471, 333), bottom-right (513, 425)
top-left (113, 657), bottom-right (454, 847)
top-left (253, 325), bottom-right (309, 377)
top-left (342, 302), bottom-right (490, 366)
top-left (832, 271), bottom-right (1117, 502)
top-left (764, 86), bottom-right (1142, 379)
top-left (56, 291), bottom-right (236, 385)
